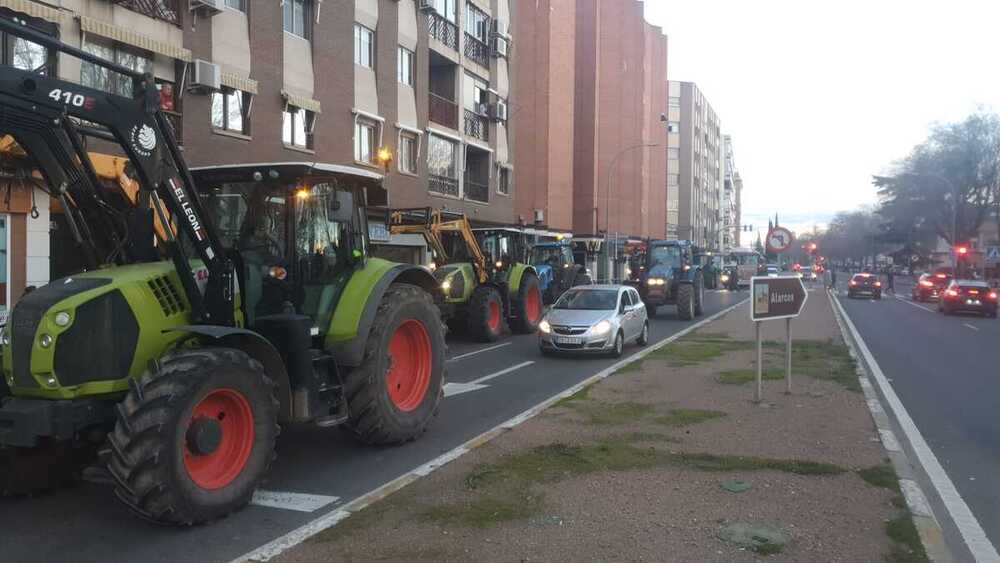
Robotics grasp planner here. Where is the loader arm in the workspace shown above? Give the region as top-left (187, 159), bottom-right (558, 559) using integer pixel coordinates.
top-left (0, 18), bottom-right (232, 324)
top-left (389, 208), bottom-right (488, 283)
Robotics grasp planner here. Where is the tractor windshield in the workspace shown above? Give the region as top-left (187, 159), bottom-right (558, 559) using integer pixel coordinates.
top-left (731, 252), bottom-right (760, 266)
top-left (201, 182), bottom-right (288, 253)
top-left (531, 245), bottom-right (571, 266)
top-left (648, 245), bottom-right (681, 268)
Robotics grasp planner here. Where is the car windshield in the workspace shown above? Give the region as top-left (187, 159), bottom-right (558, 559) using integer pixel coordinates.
top-left (649, 245), bottom-right (681, 268)
top-left (553, 289), bottom-right (618, 310)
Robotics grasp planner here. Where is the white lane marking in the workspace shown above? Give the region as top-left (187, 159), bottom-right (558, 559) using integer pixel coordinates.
top-left (442, 361), bottom-right (535, 397)
top-left (250, 491), bottom-right (340, 513)
top-left (447, 342), bottom-right (512, 362)
top-left (831, 293), bottom-right (1000, 561)
top-left (232, 297), bottom-right (750, 563)
top-left (963, 323), bottom-right (979, 332)
top-left (900, 479), bottom-right (935, 518)
top-left (894, 294), bottom-right (937, 313)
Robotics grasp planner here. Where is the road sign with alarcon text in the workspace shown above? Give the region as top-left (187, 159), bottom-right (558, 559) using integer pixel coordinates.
top-left (750, 275), bottom-right (808, 321)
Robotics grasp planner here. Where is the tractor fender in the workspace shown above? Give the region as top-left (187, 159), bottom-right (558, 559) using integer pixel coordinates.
top-left (507, 263), bottom-right (538, 293)
top-left (327, 263), bottom-right (440, 368)
top-left (166, 325), bottom-right (293, 421)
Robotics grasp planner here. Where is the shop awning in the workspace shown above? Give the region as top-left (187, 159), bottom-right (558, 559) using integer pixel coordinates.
top-left (281, 89), bottom-right (322, 114)
top-left (80, 15), bottom-right (192, 62)
top-left (221, 72), bottom-right (258, 95)
top-left (0, 0), bottom-right (64, 24)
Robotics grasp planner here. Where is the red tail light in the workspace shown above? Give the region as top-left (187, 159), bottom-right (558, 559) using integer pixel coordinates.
top-left (945, 289), bottom-right (959, 297)
top-left (989, 292), bottom-right (998, 300)
top-left (969, 289), bottom-right (979, 295)
top-left (874, 281), bottom-right (882, 287)
top-left (935, 273), bottom-right (947, 278)
top-left (919, 280), bottom-right (933, 287)
top-left (849, 280), bottom-right (857, 286)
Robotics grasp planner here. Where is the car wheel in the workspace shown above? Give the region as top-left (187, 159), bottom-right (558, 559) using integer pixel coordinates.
top-left (637, 322), bottom-right (649, 346)
top-left (610, 332), bottom-right (624, 358)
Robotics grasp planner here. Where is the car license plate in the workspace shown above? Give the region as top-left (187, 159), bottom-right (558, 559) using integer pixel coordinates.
top-left (555, 336), bottom-right (582, 345)
top-left (966, 299), bottom-right (981, 305)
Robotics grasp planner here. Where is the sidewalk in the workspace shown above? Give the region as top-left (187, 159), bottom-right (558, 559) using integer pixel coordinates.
top-left (275, 289), bottom-right (928, 562)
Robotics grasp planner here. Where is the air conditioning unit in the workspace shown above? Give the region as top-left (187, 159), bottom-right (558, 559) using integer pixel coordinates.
top-left (492, 36), bottom-right (509, 57)
top-left (533, 209), bottom-right (545, 224)
top-left (191, 59), bottom-right (221, 91)
top-left (190, 0), bottom-right (224, 14)
top-left (417, 0), bottom-right (435, 13)
top-left (491, 19), bottom-right (507, 37)
top-left (489, 100), bottom-right (508, 122)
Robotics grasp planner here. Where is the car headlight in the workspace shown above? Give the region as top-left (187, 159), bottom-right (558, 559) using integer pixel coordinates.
top-left (592, 320), bottom-right (611, 336)
top-left (539, 319), bottom-right (551, 333)
top-left (720, 274), bottom-right (730, 282)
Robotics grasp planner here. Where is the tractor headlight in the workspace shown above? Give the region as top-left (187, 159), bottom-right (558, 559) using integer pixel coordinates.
top-left (39, 334), bottom-right (53, 348)
top-left (54, 312), bottom-right (71, 327)
top-left (0, 328), bottom-right (8, 347)
top-left (539, 319), bottom-right (551, 333)
top-left (720, 274), bottom-right (730, 283)
top-left (592, 320), bottom-right (612, 336)
top-left (646, 278), bottom-right (665, 286)
top-left (441, 279), bottom-right (452, 292)
top-left (495, 260), bottom-right (503, 269)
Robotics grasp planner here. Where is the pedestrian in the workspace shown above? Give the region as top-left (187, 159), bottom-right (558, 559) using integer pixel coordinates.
top-left (831, 268), bottom-right (837, 288)
top-left (887, 268), bottom-right (895, 294)
top-left (823, 267), bottom-right (833, 290)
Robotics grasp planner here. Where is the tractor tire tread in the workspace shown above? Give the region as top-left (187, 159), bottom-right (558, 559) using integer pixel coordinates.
top-left (677, 283), bottom-right (695, 320)
top-left (511, 272), bottom-right (542, 334)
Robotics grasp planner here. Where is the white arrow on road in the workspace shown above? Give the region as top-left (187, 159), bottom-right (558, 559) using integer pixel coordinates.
top-left (443, 361), bottom-right (534, 398)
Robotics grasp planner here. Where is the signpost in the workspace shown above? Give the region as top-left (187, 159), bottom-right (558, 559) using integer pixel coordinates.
top-left (750, 275), bottom-right (808, 402)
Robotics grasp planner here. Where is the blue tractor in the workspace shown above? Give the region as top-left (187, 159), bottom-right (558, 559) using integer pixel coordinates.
top-left (530, 241), bottom-right (592, 304)
top-left (625, 239), bottom-right (705, 320)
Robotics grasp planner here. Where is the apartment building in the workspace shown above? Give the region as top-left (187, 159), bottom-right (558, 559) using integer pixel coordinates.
top-left (513, 0), bottom-right (666, 240)
top-left (667, 80), bottom-right (721, 249)
top-left (0, 0), bottom-right (516, 311)
top-left (722, 135), bottom-right (739, 252)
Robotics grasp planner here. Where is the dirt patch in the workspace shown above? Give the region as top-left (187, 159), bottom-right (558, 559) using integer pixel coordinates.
top-left (279, 292), bottom-right (920, 563)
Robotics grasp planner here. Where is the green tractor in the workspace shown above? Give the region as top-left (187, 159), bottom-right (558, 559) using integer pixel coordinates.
top-left (0, 24), bottom-right (446, 525)
top-left (390, 211), bottom-right (542, 341)
top-left (474, 228), bottom-right (544, 333)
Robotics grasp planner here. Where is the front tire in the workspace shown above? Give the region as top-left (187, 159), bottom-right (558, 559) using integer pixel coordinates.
top-left (511, 272), bottom-right (542, 334)
top-left (468, 285), bottom-right (506, 342)
top-left (107, 348), bottom-right (279, 525)
top-left (677, 283), bottom-right (695, 320)
top-left (345, 283), bottom-right (446, 445)
top-left (637, 322), bottom-right (649, 346)
top-left (610, 332), bottom-right (624, 358)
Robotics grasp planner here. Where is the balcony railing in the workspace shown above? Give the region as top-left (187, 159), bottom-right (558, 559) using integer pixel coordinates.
top-left (429, 93), bottom-right (458, 130)
top-left (429, 174), bottom-right (460, 197)
top-left (428, 12), bottom-right (458, 51)
top-left (463, 109), bottom-right (489, 142)
top-left (464, 178), bottom-right (489, 203)
top-left (112, 0), bottom-right (180, 25)
top-left (464, 34), bottom-right (490, 67)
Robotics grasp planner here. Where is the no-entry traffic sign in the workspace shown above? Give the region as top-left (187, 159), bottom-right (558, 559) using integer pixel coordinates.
top-left (766, 227), bottom-right (794, 253)
top-left (750, 275), bottom-right (808, 322)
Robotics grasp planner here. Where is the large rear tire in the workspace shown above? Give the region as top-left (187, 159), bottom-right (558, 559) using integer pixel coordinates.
top-left (345, 283), bottom-right (446, 445)
top-left (107, 348), bottom-right (279, 525)
top-left (511, 272), bottom-right (543, 334)
top-left (467, 285), bottom-right (506, 342)
top-left (677, 283), bottom-right (695, 321)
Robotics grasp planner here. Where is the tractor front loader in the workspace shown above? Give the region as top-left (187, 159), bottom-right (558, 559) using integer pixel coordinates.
top-left (0, 20), bottom-right (445, 525)
top-left (389, 209), bottom-right (541, 340)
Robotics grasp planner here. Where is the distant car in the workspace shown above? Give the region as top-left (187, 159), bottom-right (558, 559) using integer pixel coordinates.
top-left (766, 264), bottom-right (780, 277)
top-left (538, 285), bottom-right (649, 358)
top-left (847, 273), bottom-right (882, 299)
top-left (938, 280), bottom-right (998, 317)
top-left (912, 272), bottom-right (951, 301)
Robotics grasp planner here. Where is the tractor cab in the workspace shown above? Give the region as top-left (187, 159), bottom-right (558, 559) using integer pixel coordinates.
top-left (191, 163), bottom-right (384, 331)
top-left (530, 240), bottom-right (590, 303)
top-left (626, 240), bottom-right (704, 320)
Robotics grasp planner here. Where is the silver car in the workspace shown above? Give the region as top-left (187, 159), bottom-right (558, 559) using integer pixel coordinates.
top-left (538, 285), bottom-right (649, 357)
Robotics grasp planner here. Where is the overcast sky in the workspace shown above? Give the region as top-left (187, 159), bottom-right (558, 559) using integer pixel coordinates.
top-left (643, 0), bottom-right (1000, 243)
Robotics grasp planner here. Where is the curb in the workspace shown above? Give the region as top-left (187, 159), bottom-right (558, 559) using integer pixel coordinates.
top-left (234, 298), bottom-right (750, 563)
top-left (828, 289), bottom-right (958, 562)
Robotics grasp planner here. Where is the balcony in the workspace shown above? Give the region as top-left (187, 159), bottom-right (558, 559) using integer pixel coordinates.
top-left (428, 12), bottom-right (458, 51)
top-left (464, 178), bottom-right (488, 203)
top-left (464, 34), bottom-right (490, 68)
top-left (429, 174), bottom-right (459, 197)
top-left (463, 109), bottom-right (489, 142)
top-left (112, 0), bottom-right (180, 25)
top-left (429, 93), bottom-right (458, 130)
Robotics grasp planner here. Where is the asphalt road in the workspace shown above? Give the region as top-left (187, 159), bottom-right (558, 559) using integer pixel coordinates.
top-left (0, 289), bottom-right (745, 563)
top-left (834, 276), bottom-right (1000, 551)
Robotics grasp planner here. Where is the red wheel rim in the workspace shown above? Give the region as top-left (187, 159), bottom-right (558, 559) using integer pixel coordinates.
top-left (525, 286), bottom-right (541, 323)
top-left (488, 300), bottom-right (501, 331)
top-left (184, 388), bottom-right (255, 490)
top-left (386, 320), bottom-right (433, 411)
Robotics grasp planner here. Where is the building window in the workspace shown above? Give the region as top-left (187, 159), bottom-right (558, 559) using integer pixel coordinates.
top-left (211, 89), bottom-right (250, 134)
top-left (354, 118), bottom-right (379, 164)
top-left (428, 134), bottom-right (459, 196)
top-left (398, 132), bottom-right (418, 174)
top-left (354, 24), bottom-right (375, 69)
top-left (465, 3), bottom-right (489, 43)
top-left (463, 73), bottom-right (489, 113)
top-left (667, 147), bottom-right (679, 160)
top-left (497, 166), bottom-right (510, 195)
top-left (668, 96), bottom-right (680, 108)
top-left (433, 0), bottom-right (457, 22)
top-left (398, 47), bottom-right (415, 86)
top-left (666, 120), bottom-right (680, 133)
top-left (224, 0), bottom-right (245, 10)
top-left (283, 107), bottom-right (315, 149)
top-left (668, 174), bottom-right (679, 186)
top-left (283, 0), bottom-right (310, 39)
top-left (81, 40), bottom-right (151, 98)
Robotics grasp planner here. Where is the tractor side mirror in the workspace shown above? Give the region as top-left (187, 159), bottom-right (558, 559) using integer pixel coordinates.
top-left (328, 190), bottom-right (355, 223)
